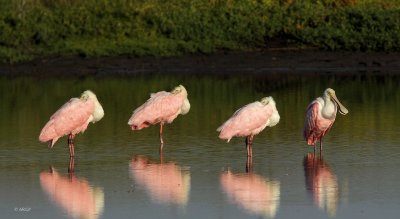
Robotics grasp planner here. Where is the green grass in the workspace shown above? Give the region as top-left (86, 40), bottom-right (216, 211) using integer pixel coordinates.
top-left (0, 0), bottom-right (399, 63)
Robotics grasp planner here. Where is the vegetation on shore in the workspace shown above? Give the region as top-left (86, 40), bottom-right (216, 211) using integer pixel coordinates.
top-left (0, 0), bottom-right (399, 63)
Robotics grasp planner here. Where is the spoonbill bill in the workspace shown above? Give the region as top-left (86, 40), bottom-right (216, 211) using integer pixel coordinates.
top-left (128, 85), bottom-right (190, 150)
top-left (217, 97), bottom-right (280, 158)
top-left (39, 90), bottom-right (104, 157)
top-left (303, 88), bottom-right (348, 153)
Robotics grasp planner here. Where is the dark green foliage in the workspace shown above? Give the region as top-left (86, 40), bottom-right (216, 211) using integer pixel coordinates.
top-left (0, 0), bottom-right (399, 63)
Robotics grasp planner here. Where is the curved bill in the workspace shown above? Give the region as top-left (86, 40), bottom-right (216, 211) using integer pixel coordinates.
top-left (330, 93), bottom-right (348, 115)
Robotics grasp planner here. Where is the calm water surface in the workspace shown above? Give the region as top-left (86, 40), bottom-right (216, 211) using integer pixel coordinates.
top-left (1, 73), bottom-right (400, 219)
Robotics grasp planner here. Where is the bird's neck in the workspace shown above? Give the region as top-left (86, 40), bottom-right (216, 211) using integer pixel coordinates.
top-left (321, 98), bottom-right (337, 119)
top-left (92, 100), bottom-right (104, 123)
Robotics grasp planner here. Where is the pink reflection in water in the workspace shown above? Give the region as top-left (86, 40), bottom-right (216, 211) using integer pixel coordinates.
top-left (130, 155), bottom-right (190, 206)
top-left (220, 170), bottom-right (280, 218)
top-left (40, 168), bottom-right (104, 219)
top-left (304, 153), bottom-right (339, 217)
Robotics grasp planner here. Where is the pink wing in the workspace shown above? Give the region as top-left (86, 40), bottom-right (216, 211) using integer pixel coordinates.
top-left (218, 103), bottom-right (273, 141)
top-left (39, 98), bottom-right (95, 146)
top-left (303, 101), bottom-right (319, 145)
top-left (128, 92), bottom-right (184, 130)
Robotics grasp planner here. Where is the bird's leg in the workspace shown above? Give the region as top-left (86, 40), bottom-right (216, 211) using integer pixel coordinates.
top-left (68, 134), bottom-right (75, 157)
top-left (246, 136), bottom-right (250, 157)
top-left (246, 135), bottom-right (254, 157)
top-left (159, 122), bottom-right (164, 151)
top-left (68, 156), bottom-right (75, 174)
top-left (249, 135), bottom-right (253, 157)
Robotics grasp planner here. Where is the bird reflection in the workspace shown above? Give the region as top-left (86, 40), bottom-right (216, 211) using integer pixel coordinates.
top-left (130, 155), bottom-right (191, 206)
top-left (220, 164), bottom-right (280, 218)
top-left (303, 153), bottom-right (338, 217)
top-left (39, 158), bottom-right (104, 219)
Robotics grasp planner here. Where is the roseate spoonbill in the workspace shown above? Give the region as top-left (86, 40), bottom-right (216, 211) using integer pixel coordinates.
top-left (39, 90), bottom-right (104, 157)
top-left (127, 85), bottom-right (190, 150)
top-left (303, 153), bottom-right (338, 217)
top-left (40, 166), bottom-right (104, 219)
top-left (217, 97), bottom-right (280, 158)
top-left (220, 170), bottom-right (280, 218)
top-left (303, 88), bottom-right (348, 153)
top-left (130, 155), bottom-right (191, 206)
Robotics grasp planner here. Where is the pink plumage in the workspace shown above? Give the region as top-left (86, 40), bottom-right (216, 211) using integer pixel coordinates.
top-left (39, 90), bottom-right (104, 155)
top-left (217, 97), bottom-right (280, 157)
top-left (39, 98), bottom-right (94, 147)
top-left (303, 101), bottom-right (335, 145)
top-left (127, 85), bottom-right (190, 148)
top-left (128, 91), bottom-right (186, 130)
top-left (303, 88), bottom-right (348, 150)
top-left (218, 102), bottom-right (273, 142)
top-left (218, 97), bottom-right (280, 142)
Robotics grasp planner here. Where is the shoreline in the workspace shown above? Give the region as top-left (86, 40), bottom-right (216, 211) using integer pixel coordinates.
top-left (1, 49), bottom-right (400, 77)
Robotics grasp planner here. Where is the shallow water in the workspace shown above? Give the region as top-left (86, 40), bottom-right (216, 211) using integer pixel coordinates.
top-left (1, 73), bottom-right (400, 219)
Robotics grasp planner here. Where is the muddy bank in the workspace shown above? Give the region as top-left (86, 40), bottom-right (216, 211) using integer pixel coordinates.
top-left (1, 49), bottom-right (400, 77)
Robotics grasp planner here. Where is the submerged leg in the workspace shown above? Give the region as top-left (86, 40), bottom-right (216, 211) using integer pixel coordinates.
top-left (159, 123), bottom-right (164, 151)
top-left (68, 134), bottom-right (75, 157)
top-left (68, 157), bottom-right (75, 174)
top-left (160, 150), bottom-right (164, 164)
top-left (319, 138), bottom-right (323, 154)
top-left (246, 156), bottom-right (253, 173)
top-left (313, 142), bottom-right (316, 154)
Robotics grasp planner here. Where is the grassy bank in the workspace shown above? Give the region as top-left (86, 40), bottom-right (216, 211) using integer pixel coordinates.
top-left (0, 0), bottom-right (399, 63)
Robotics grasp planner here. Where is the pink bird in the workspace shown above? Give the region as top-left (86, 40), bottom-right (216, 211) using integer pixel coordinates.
top-left (39, 90), bottom-right (104, 157)
top-left (217, 97), bottom-right (280, 158)
top-left (128, 85), bottom-right (190, 150)
top-left (303, 88), bottom-right (348, 153)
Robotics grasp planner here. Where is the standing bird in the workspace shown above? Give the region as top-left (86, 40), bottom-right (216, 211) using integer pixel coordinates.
top-left (217, 97), bottom-right (280, 158)
top-left (303, 88), bottom-right (348, 153)
top-left (128, 85), bottom-right (190, 150)
top-left (39, 90), bottom-right (104, 157)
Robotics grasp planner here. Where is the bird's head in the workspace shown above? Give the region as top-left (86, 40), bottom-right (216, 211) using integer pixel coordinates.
top-left (80, 90), bottom-right (97, 101)
top-left (171, 85), bottom-right (187, 96)
top-left (260, 96), bottom-right (275, 106)
top-left (80, 90), bottom-right (104, 122)
top-left (324, 88), bottom-right (348, 115)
